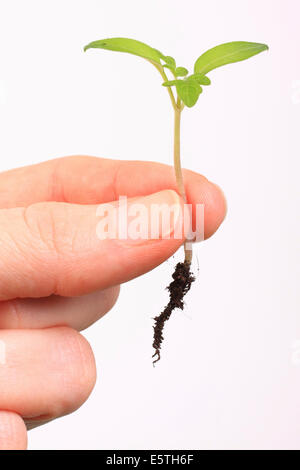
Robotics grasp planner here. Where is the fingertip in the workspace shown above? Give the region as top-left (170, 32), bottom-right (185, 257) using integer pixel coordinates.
top-left (204, 180), bottom-right (227, 238)
top-left (186, 172), bottom-right (227, 239)
top-left (57, 328), bottom-right (97, 415)
top-left (0, 411), bottom-right (27, 450)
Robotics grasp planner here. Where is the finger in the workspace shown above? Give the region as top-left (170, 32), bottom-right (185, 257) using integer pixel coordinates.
top-left (0, 411), bottom-right (27, 450)
top-left (0, 285), bottom-right (120, 330)
top-left (0, 156), bottom-right (226, 238)
top-left (0, 190), bottom-right (186, 300)
top-left (0, 327), bottom-right (96, 426)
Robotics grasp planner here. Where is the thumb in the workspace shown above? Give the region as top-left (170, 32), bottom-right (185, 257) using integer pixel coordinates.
top-left (0, 190), bottom-right (185, 300)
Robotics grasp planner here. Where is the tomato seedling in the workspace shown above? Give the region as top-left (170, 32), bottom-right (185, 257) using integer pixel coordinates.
top-left (84, 38), bottom-right (268, 364)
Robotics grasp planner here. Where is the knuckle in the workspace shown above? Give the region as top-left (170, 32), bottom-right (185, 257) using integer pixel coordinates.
top-left (22, 202), bottom-right (71, 256)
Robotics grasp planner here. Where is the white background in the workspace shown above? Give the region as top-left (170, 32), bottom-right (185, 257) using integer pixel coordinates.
top-left (0, 0), bottom-right (299, 450)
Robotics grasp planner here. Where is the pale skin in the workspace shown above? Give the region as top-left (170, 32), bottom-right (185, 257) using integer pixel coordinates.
top-left (0, 155), bottom-right (226, 449)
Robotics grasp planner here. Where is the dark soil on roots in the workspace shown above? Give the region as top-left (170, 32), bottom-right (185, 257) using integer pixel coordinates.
top-left (152, 261), bottom-right (195, 365)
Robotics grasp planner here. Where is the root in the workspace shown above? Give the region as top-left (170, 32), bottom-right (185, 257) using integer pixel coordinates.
top-left (152, 261), bottom-right (195, 365)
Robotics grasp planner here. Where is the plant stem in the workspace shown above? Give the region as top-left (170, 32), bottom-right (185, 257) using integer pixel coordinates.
top-left (173, 107), bottom-right (193, 264)
top-left (173, 108), bottom-right (185, 198)
top-left (151, 60), bottom-right (193, 264)
top-left (150, 62), bottom-right (177, 110)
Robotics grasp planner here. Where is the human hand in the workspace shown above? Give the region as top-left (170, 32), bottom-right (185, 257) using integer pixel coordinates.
top-left (0, 155), bottom-right (226, 449)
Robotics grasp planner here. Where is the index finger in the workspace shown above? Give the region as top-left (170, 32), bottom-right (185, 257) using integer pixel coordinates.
top-left (0, 156), bottom-right (226, 238)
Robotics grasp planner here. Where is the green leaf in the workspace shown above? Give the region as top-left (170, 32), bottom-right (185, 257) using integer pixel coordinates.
top-left (163, 56), bottom-right (176, 68)
top-left (187, 73), bottom-right (211, 85)
top-left (194, 41), bottom-right (269, 75)
top-left (176, 79), bottom-right (202, 107)
top-left (162, 80), bottom-right (180, 87)
top-left (84, 37), bottom-right (162, 65)
top-left (163, 64), bottom-right (176, 73)
top-left (175, 67), bottom-right (188, 77)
